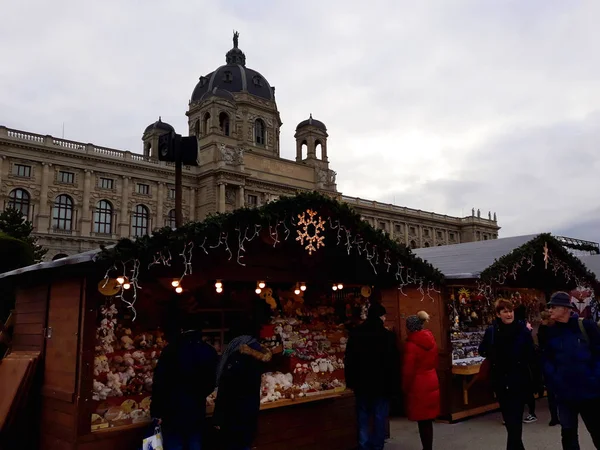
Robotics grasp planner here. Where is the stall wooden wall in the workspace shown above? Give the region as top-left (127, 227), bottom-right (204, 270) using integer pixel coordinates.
top-left (14, 278), bottom-right (86, 450)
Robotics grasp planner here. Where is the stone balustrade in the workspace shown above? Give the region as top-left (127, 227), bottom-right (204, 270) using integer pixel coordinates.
top-left (0, 125), bottom-right (192, 171)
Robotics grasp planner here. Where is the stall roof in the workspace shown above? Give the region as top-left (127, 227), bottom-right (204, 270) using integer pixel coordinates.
top-left (0, 248), bottom-right (104, 280)
top-left (413, 234), bottom-right (539, 279)
top-left (578, 254), bottom-right (600, 279)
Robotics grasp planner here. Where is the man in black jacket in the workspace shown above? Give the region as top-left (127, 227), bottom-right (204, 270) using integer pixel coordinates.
top-left (151, 316), bottom-right (219, 450)
top-left (344, 303), bottom-right (400, 450)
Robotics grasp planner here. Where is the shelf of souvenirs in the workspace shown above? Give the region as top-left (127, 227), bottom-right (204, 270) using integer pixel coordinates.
top-left (90, 375), bottom-right (347, 432)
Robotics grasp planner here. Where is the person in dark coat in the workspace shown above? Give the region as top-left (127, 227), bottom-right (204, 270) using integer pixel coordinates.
top-left (543, 291), bottom-right (600, 449)
top-left (537, 310), bottom-right (559, 426)
top-left (479, 298), bottom-right (535, 450)
top-left (402, 311), bottom-right (440, 450)
top-left (213, 321), bottom-right (272, 450)
top-left (151, 317), bottom-right (219, 450)
top-left (344, 303), bottom-right (400, 450)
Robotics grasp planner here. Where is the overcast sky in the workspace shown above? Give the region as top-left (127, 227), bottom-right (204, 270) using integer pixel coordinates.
top-left (1, 1), bottom-right (598, 241)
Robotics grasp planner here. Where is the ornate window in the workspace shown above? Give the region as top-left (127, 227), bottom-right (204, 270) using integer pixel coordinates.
top-left (136, 183), bottom-right (150, 195)
top-left (246, 194), bottom-right (258, 207)
top-left (223, 71), bottom-right (233, 82)
top-left (13, 164), bottom-right (31, 178)
top-left (59, 171), bottom-right (75, 184)
top-left (167, 209), bottom-right (177, 229)
top-left (94, 200), bottom-right (113, 234)
top-left (252, 75), bottom-right (263, 87)
top-left (254, 119), bottom-right (265, 145)
top-left (52, 194), bottom-right (74, 231)
top-left (7, 188), bottom-right (30, 218)
top-left (131, 205), bottom-right (150, 237)
top-left (219, 112), bottom-right (230, 136)
top-left (99, 178), bottom-right (114, 190)
top-left (203, 112), bottom-right (211, 134)
top-left (410, 240), bottom-right (417, 249)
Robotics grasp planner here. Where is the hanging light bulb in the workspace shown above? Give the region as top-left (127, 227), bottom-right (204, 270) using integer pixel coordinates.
top-left (117, 276), bottom-right (125, 285)
top-left (123, 282), bottom-right (131, 290)
top-left (215, 280), bottom-right (223, 289)
top-left (300, 283), bottom-right (307, 292)
top-left (294, 283), bottom-right (301, 295)
top-left (258, 281), bottom-right (266, 289)
top-left (337, 283), bottom-right (344, 290)
top-left (171, 280), bottom-right (180, 288)
top-left (255, 288), bottom-right (262, 294)
top-left (175, 286), bottom-right (183, 294)
top-left (216, 286), bottom-right (223, 294)
top-left (332, 285), bottom-right (338, 291)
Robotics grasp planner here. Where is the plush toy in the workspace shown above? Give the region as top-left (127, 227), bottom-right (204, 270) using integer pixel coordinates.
top-left (106, 371), bottom-right (123, 397)
top-left (94, 355), bottom-right (110, 376)
top-left (123, 353), bottom-right (135, 367)
top-left (120, 335), bottom-right (135, 350)
top-left (92, 380), bottom-right (112, 401)
top-left (131, 351), bottom-right (147, 366)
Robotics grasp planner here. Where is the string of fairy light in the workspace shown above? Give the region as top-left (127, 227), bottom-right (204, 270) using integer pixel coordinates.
top-left (100, 208), bottom-right (442, 320)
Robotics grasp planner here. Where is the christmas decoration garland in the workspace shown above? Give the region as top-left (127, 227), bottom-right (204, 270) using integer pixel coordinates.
top-left (478, 233), bottom-right (597, 297)
top-left (96, 192), bottom-right (443, 318)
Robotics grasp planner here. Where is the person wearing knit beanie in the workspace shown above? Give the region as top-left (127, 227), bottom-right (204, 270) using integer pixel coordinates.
top-left (402, 310), bottom-right (439, 450)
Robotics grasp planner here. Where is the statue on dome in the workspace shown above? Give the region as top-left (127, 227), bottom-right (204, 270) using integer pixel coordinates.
top-left (233, 30), bottom-right (239, 48)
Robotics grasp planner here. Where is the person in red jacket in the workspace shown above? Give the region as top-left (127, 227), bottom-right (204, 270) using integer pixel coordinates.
top-left (402, 311), bottom-right (440, 450)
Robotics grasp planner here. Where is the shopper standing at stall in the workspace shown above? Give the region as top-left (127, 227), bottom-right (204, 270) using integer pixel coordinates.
top-left (479, 298), bottom-right (535, 450)
top-left (344, 303), bottom-right (400, 450)
top-left (151, 316), bottom-right (220, 450)
top-left (543, 291), bottom-right (600, 449)
top-left (213, 320), bottom-right (273, 450)
top-left (402, 311), bottom-right (440, 450)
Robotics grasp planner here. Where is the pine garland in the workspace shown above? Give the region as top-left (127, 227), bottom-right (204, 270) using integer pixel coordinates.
top-left (98, 191), bottom-right (443, 285)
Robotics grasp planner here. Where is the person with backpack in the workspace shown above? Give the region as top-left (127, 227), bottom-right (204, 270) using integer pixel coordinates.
top-left (479, 298), bottom-right (535, 450)
top-left (543, 291), bottom-right (600, 449)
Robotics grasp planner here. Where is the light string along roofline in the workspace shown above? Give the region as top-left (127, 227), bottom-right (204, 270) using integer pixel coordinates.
top-left (102, 209), bottom-right (443, 319)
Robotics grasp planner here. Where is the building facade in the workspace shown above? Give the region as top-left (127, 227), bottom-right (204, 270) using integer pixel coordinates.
top-left (0, 35), bottom-right (499, 261)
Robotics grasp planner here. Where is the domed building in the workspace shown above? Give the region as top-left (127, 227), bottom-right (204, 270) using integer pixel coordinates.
top-left (0, 32), bottom-right (500, 260)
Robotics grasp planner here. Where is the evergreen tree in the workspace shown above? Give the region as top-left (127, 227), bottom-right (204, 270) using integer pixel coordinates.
top-left (0, 207), bottom-right (47, 262)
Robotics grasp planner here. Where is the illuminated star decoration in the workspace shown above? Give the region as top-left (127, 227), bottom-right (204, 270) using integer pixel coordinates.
top-left (296, 209), bottom-right (326, 255)
top-left (543, 242), bottom-right (549, 270)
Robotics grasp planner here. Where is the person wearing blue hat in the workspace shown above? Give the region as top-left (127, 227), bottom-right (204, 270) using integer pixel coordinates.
top-left (543, 291), bottom-right (600, 449)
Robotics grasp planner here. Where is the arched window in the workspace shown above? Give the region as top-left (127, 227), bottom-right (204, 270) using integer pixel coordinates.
top-left (254, 119), bottom-right (265, 145)
top-left (52, 194), bottom-right (74, 231)
top-left (194, 119), bottom-right (200, 136)
top-left (203, 112), bottom-right (211, 134)
top-left (167, 209), bottom-right (177, 229)
top-left (219, 112), bottom-right (230, 136)
top-left (410, 240), bottom-right (417, 249)
top-left (52, 253), bottom-right (68, 261)
top-left (131, 205), bottom-right (150, 237)
top-left (315, 140), bottom-right (323, 159)
top-left (94, 200), bottom-right (113, 234)
top-left (424, 242), bottom-right (430, 248)
top-left (301, 140), bottom-right (308, 159)
top-left (8, 188), bottom-right (30, 218)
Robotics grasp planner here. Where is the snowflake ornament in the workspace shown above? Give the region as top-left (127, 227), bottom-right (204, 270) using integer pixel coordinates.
top-left (296, 209), bottom-right (326, 255)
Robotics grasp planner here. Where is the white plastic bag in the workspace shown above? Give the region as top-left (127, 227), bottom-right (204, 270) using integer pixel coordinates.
top-left (142, 425), bottom-right (164, 450)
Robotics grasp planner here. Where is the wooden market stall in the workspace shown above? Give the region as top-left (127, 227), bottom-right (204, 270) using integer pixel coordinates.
top-left (414, 233), bottom-right (598, 422)
top-left (0, 192), bottom-right (442, 450)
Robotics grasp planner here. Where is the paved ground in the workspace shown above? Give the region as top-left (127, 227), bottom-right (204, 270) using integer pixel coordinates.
top-left (386, 398), bottom-right (594, 449)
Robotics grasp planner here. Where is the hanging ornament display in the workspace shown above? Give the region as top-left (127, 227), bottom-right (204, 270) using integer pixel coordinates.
top-left (296, 209), bottom-right (326, 255)
top-left (543, 242), bottom-right (550, 270)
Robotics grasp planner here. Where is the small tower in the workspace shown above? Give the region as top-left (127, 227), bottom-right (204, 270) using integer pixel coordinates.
top-left (294, 114), bottom-right (328, 163)
top-left (142, 117), bottom-right (175, 159)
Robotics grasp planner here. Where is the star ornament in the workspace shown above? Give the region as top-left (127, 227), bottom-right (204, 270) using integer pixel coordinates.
top-left (296, 209), bottom-right (326, 255)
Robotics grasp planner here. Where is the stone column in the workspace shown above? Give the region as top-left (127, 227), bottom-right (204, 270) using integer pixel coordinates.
top-left (37, 163), bottom-right (51, 232)
top-left (237, 185), bottom-right (245, 209)
top-left (119, 176), bottom-right (130, 237)
top-left (218, 183), bottom-right (226, 213)
top-left (189, 187), bottom-right (196, 221)
top-left (157, 182), bottom-right (164, 227)
top-left (80, 170), bottom-right (92, 236)
top-left (296, 139), bottom-right (303, 162)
